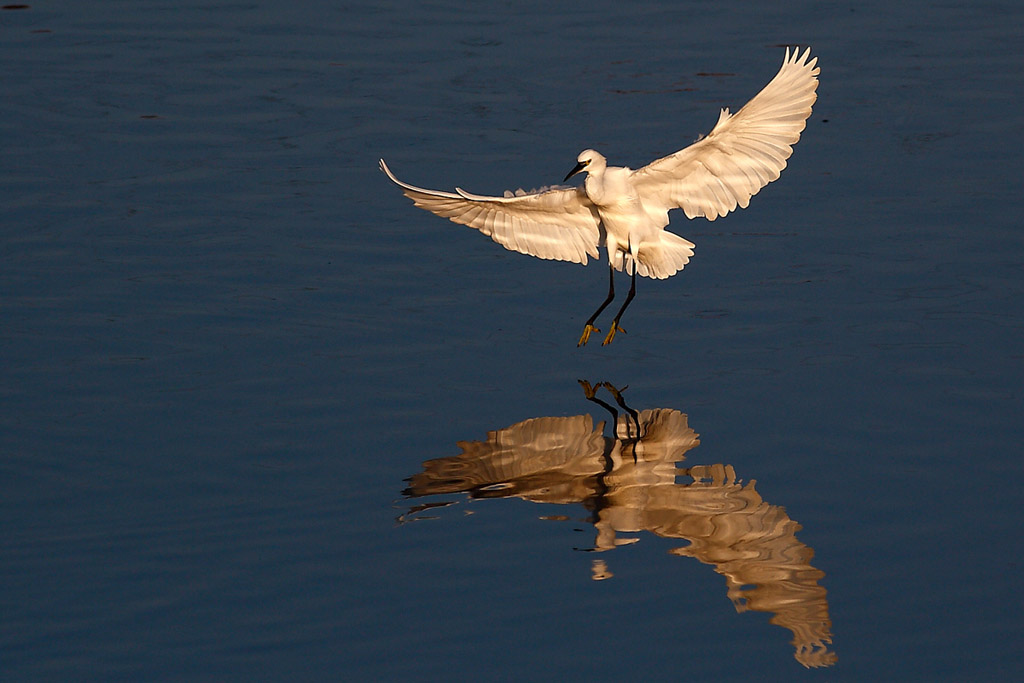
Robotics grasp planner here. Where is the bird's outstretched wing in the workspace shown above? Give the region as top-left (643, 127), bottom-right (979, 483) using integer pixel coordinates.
top-left (380, 159), bottom-right (602, 265)
top-left (632, 47), bottom-right (819, 221)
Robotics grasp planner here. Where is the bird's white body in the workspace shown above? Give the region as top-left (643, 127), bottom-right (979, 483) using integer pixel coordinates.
top-left (380, 47), bottom-right (820, 343)
top-left (575, 153), bottom-right (696, 280)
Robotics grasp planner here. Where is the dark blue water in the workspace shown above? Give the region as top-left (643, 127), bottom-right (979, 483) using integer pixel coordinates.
top-left (3, 1), bottom-right (1022, 680)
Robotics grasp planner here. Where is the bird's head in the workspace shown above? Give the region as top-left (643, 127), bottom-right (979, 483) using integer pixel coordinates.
top-left (564, 149), bottom-right (605, 182)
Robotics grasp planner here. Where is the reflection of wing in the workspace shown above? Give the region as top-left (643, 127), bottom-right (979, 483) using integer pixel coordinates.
top-left (621, 409), bottom-right (700, 462)
top-left (631, 48), bottom-right (819, 221)
top-left (402, 393), bottom-right (835, 668)
top-left (404, 415), bottom-right (608, 502)
top-left (380, 159), bottom-right (602, 264)
top-left (616, 464), bottom-right (836, 669)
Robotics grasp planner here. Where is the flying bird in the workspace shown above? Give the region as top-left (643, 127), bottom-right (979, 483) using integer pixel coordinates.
top-left (380, 47), bottom-right (819, 345)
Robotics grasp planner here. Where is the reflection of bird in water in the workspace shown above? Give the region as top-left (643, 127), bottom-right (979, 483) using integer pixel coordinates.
top-left (402, 382), bottom-right (836, 668)
top-left (381, 48), bottom-right (819, 345)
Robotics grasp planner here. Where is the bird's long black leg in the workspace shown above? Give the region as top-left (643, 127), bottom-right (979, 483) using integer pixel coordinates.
top-left (603, 268), bottom-right (636, 345)
top-left (578, 265), bottom-right (616, 347)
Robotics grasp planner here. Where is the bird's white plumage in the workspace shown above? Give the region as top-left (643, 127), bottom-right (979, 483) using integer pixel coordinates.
top-left (631, 47), bottom-right (820, 222)
top-left (380, 47), bottom-right (819, 283)
top-left (378, 160), bottom-right (602, 265)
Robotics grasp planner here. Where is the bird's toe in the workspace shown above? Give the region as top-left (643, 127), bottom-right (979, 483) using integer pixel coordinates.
top-left (578, 324), bottom-right (600, 347)
top-left (602, 322), bottom-right (626, 346)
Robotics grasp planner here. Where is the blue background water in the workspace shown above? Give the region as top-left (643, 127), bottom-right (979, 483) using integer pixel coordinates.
top-left (2, 1), bottom-right (1022, 680)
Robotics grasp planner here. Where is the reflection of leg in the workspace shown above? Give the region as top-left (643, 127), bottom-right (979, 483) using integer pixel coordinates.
top-left (582, 382), bottom-right (640, 462)
top-left (603, 268), bottom-right (636, 345)
top-left (578, 266), bottom-right (616, 346)
top-left (578, 379), bottom-right (598, 399)
top-left (602, 382), bottom-right (642, 439)
top-left (579, 379), bottom-right (618, 422)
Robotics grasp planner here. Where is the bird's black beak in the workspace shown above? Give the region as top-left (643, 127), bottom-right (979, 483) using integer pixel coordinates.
top-left (563, 161), bottom-right (587, 182)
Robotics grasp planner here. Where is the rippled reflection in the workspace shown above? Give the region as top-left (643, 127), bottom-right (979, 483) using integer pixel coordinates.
top-left (402, 381), bottom-right (836, 668)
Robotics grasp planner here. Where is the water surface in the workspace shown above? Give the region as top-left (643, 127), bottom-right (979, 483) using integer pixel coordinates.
top-left (2, 1), bottom-right (1022, 681)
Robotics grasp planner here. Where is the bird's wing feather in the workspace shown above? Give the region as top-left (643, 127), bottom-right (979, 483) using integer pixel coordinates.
top-left (631, 47), bottom-right (819, 221)
top-left (380, 159), bottom-right (602, 264)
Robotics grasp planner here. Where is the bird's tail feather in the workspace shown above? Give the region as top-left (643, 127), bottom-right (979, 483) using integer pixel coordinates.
top-left (631, 231), bottom-right (695, 279)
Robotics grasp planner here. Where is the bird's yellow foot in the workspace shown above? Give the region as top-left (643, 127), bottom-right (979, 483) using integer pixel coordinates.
top-left (602, 321), bottom-right (625, 345)
top-left (578, 324), bottom-right (600, 347)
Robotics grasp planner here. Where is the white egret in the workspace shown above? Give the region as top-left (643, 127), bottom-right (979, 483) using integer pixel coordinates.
top-left (380, 47), bottom-right (819, 345)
